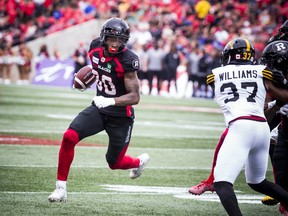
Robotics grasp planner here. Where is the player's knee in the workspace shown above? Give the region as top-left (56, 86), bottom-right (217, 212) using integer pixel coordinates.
top-left (106, 154), bottom-right (118, 169)
top-left (62, 129), bottom-right (79, 148)
top-left (248, 179), bottom-right (267, 192)
top-left (108, 161), bottom-right (122, 170)
top-left (248, 183), bottom-right (260, 192)
top-left (108, 163), bottom-right (117, 170)
top-left (214, 181), bottom-right (233, 197)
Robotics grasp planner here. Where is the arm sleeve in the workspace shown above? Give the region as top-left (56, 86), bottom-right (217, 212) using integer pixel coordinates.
top-left (206, 73), bottom-right (215, 85)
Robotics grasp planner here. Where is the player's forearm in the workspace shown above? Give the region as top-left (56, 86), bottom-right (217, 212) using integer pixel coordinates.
top-left (265, 80), bottom-right (288, 103)
top-left (114, 92), bottom-right (140, 106)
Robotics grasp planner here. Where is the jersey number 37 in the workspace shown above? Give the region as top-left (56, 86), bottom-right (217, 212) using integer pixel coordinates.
top-left (221, 82), bottom-right (258, 103)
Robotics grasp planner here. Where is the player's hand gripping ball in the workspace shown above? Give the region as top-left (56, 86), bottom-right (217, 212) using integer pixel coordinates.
top-left (73, 65), bottom-right (96, 91)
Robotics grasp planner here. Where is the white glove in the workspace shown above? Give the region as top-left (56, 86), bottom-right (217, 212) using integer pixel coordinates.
top-left (270, 127), bottom-right (278, 143)
top-left (93, 96), bottom-right (115, 108)
top-left (278, 104), bottom-right (288, 117)
top-left (267, 100), bottom-right (276, 109)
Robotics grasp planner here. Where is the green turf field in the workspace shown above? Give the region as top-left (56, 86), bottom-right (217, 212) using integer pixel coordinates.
top-left (0, 84), bottom-right (277, 216)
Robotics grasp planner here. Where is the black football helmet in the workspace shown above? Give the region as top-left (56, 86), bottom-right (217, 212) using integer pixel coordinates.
top-left (221, 38), bottom-right (255, 66)
top-left (100, 17), bottom-right (130, 55)
top-left (261, 40), bottom-right (288, 75)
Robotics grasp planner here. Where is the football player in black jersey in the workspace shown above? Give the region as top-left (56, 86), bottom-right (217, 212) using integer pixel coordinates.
top-left (48, 17), bottom-right (150, 202)
top-left (260, 40), bottom-right (288, 213)
top-left (260, 19), bottom-right (288, 207)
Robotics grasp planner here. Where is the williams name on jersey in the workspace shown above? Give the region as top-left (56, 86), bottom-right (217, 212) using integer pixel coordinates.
top-left (219, 69), bottom-right (258, 81)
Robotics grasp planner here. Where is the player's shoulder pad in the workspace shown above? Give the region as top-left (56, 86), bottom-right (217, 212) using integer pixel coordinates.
top-left (262, 66), bottom-right (273, 81)
top-left (206, 73), bottom-right (215, 85)
top-left (262, 66), bottom-right (288, 88)
top-left (121, 48), bottom-right (140, 71)
top-left (207, 66), bottom-right (224, 85)
top-left (89, 37), bottom-right (101, 51)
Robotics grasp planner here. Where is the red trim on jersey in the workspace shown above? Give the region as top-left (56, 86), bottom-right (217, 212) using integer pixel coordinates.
top-left (229, 115), bottom-right (266, 125)
top-left (113, 58), bottom-right (125, 79)
top-left (88, 47), bottom-right (102, 60)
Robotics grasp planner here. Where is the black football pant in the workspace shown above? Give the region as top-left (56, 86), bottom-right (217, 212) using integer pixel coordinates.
top-left (69, 104), bottom-right (134, 165)
top-left (273, 130), bottom-right (288, 190)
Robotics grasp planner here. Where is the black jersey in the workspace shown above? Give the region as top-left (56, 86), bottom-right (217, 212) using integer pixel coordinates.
top-left (267, 33), bottom-right (288, 133)
top-left (88, 37), bottom-right (140, 117)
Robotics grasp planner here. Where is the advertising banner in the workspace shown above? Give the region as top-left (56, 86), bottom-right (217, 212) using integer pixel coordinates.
top-left (32, 58), bottom-right (75, 87)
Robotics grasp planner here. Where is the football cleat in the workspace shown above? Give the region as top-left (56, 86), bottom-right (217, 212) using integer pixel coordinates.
top-left (279, 203), bottom-right (288, 215)
top-left (261, 195), bottom-right (279, 206)
top-left (130, 153), bottom-right (150, 179)
top-left (48, 182), bottom-right (67, 202)
top-left (188, 180), bottom-right (214, 195)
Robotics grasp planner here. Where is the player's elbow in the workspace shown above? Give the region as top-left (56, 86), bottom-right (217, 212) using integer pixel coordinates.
top-left (132, 93), bottom-right (140, 105)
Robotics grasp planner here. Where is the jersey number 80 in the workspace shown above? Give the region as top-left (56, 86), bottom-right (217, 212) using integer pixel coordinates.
top-left (94, 70), bottom-right (116, 95)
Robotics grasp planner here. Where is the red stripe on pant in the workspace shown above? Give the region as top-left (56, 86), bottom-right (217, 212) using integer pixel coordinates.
top-left (206, 128), bottom-right (229, 183)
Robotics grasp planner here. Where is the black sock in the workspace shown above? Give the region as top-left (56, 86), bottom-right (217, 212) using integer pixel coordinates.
top-left (214, 181), bottom-right (242, 216)
top-left (248, 179), bottom-right (288, 205)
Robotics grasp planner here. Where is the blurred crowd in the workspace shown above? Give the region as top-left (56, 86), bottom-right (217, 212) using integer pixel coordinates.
top-left (0, 0), bottom-right (98, 48)
top-left (0, 0), bottom-right (287, 97)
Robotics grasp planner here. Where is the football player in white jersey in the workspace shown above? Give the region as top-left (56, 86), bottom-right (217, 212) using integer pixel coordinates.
top-left (204, 38), bottom-right (288, 216)
top-left (189, 21), bottom-right (288, 213)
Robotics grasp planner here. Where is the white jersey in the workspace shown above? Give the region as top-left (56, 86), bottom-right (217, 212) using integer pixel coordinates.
top-left (210, 64), bottom-right (273, 185)
top-left (211, 64), bottom-right (267, 126)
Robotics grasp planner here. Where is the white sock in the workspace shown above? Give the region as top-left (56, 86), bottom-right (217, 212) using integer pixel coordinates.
top-left (57, 180), bottom-right (67, 188)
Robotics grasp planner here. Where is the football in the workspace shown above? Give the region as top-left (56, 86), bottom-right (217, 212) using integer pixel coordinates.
top-left (73, 65), bottom-right (96, 91)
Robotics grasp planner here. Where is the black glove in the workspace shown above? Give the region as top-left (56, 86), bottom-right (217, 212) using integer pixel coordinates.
top-left (272, 69), bottom-right (288, 88)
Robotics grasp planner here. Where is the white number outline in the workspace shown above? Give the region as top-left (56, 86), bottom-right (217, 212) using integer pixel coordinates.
top-left (94, 70), bottom-right (116, 95)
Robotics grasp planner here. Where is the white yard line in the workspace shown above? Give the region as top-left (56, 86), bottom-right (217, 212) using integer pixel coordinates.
top-left (0, 164), bottom-right (212, 170)
top-left (0, 185), bottom-right (263, 204)
top-left (0, 164), bottom-right (272, 171)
